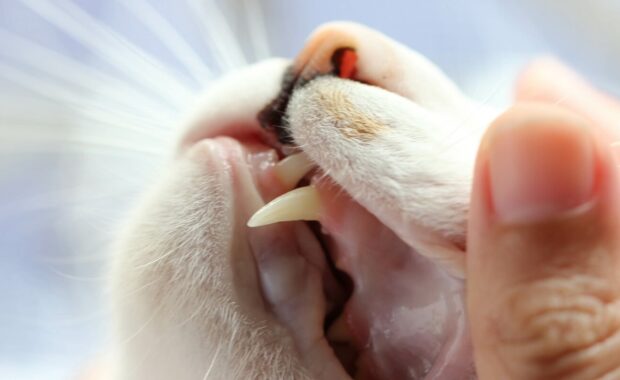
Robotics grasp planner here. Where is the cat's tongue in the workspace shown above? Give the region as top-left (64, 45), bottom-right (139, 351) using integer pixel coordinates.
top-left (314, 179), bottom-right (475, 379)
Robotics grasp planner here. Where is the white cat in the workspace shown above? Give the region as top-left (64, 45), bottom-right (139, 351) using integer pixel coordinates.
top-left (106, 22), bottom-right (499, 379)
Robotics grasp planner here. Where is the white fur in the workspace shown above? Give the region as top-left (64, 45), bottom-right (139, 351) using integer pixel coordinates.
top-left (289, 77), bottom-right (498, 277)
top-left (108, 23), bottom-right (498, 379)
top-left (110, 140), bottom-right (313, 380)
top-left (109, 60), bottom-right (312, 379)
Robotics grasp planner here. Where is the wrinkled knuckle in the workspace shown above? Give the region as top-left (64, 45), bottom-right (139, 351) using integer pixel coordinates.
top-left (493, 276), bottom-right (620, 379)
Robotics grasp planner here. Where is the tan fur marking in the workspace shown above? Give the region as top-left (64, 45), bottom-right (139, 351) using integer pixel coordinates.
top-left (316, 86), bottom-right (387, 141)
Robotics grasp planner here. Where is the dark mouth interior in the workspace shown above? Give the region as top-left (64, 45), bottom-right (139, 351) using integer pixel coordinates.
top-left (308, 219), bottom-right (357, 371)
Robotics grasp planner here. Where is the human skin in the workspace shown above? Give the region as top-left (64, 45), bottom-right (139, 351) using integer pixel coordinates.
top-left (467, 59), bottom-right (620, 379)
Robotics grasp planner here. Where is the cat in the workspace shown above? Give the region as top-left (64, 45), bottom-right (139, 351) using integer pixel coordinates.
top-left (3, 2), bottom-right (620, 379)
top-left (105, 22), bottom-right (499, 380)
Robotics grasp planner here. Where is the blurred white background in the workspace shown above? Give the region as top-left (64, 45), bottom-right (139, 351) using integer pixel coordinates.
top-left (0, 1), bottom-right (618, 378)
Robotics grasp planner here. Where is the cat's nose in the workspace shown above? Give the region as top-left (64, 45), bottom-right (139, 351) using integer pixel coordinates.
top-left (257, 22), bottom-right (373, 145)
top-left (292, 22), bottom-right (365, 79)
top-left (258, 21), bottom-right (477, 146)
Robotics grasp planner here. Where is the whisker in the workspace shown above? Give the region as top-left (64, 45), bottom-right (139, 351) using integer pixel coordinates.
top-left (19, 0), bottom-right (196, 107)
top-left (114, 303), bottom-right (161, 347)
top-left (117, 278), bottom-right (162, 300)
top-left (438, 78), bottom-right (507, 154)
top-left (48, 267), bottom-right (108, 282)
top-left (187, 0), bottom-right (248, 71)
top-left (202, 344), bottom-right (221, 380)
top-left (1, 180), bottom-right (151, 219)
top-left (38, 252), bottom-right (108, 264)
top-left (242, 0), bottom-right (271, 61)
top-left (0, 29), bottom-right (180, 118)
top-left (0, 143), bottom-right (163, 158)
top-left (133, 247), bottom-right (181, 270)
top-left (176, 298), bottom-right (211, 327)
top-left (0, 62), bottom-right (175, 135)
top-left (0, 309), bottom-right (108, 327)
top-left (1, 126), bottom-right (170, 156)
top-left (119, 0), bottom-right (212, 83)
top-left (551, 92), bottom-right (572, 107)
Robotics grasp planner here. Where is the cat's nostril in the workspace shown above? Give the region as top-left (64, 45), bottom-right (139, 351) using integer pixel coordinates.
top-left (257, 48), bottom-right (359, 146)
top-left (331, 48), bottom-right (357, 79)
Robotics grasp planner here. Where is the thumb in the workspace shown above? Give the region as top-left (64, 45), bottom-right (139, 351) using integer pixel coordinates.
top-left (515, 57), bottom-right (620, 141)
top-left (467, 103), bottom-right (620, 379)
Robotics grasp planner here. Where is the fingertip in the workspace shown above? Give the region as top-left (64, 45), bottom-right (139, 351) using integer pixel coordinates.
top-left (469, 104), bottom-right (601, 236)
top-left (514, 56), bottom-right (585, 102)
top-left (515, 58), bottom-right (620, 140)
top-left (468, 103), bottom-right (620, 264)
top-left (490, 104), bottom-right (597, 223)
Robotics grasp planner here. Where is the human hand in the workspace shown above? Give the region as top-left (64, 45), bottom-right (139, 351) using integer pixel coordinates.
top-left (467, 59), bottom-right (620, 379)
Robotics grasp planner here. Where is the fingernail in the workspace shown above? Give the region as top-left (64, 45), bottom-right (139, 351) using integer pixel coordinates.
top-left (489, 106), bottom-right (596, 223)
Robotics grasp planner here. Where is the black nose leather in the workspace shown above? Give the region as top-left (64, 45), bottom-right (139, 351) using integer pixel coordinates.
top-left (257, 65), bottom-right (298, 145)
top-left (257, 48), bottom-right (357, 146)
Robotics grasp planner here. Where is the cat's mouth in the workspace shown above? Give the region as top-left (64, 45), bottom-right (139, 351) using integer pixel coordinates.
top-left (231, 50), bottom-right (472, 379)
top-left (180, 48), bottom-right (474, 378)
top-left (245, 149), bottom-right (471, 379)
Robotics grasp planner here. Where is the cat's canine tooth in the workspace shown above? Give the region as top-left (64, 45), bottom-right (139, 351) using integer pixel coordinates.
top-left (274, 152), bottom-right (315, 190)
top-left (247, 185), bottom-right (321, 227)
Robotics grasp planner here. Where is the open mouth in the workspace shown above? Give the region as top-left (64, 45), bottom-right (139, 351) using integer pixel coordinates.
top-left (217, 49), bottom-right (474, 379)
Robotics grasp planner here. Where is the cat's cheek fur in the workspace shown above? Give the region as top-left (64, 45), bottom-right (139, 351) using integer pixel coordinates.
top-left (108, 140), bottom-right (310, 380)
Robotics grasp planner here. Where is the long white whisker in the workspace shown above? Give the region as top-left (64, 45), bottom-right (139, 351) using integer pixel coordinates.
top-left (202, 344), bottom-right (221, 380)
top-left (0, 135), bottom-right (167, 157)
top-left (242, 0), bottom-right (271, 61)
top-left (133, 248), bottom-right (181, 270)
top-left (1, 185), bottom-right (143, 218)
top-left (38, 252), bottom-right (108, 264)
top-left (187, 0), bottom-right (248, 71)
top-left (48, 267), bottom-right (108, 282)
top-left (431, 79), bottom-right (508, 161)
top-left (19, 0), bottom-right (195, 107)
top-left (0, 29), bottom-right (180, 118)
top-left (2, 118), bottom-right (170, 148)
top-left (0, 308), bottom-right (108, 327)
top-left (0, 63), bottom-right (175, 137)
top-left (115, 304), bottom-right (161, 347)
top-left (119, 0), bottom-right (212, 83)
top-left (551, 92), bottom-right (572, 107)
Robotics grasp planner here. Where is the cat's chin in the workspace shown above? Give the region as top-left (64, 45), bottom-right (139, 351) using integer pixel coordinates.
top-left (203, 133), bottom-right (475, 379)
